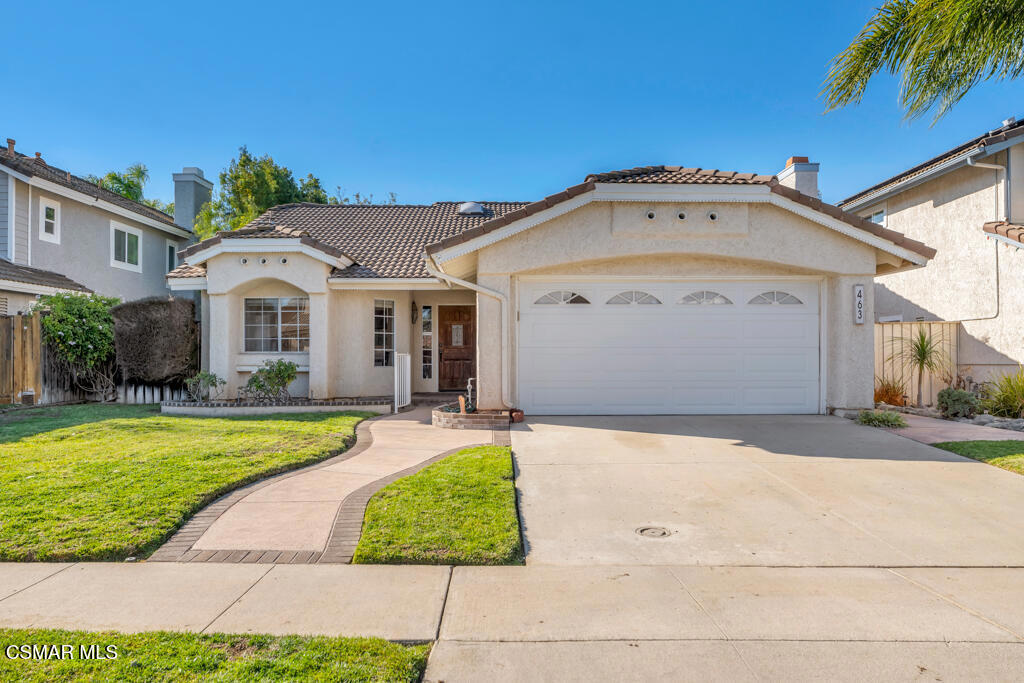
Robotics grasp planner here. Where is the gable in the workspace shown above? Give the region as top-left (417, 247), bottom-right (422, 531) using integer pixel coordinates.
top-left (475, 201), bottom-right (878, 276)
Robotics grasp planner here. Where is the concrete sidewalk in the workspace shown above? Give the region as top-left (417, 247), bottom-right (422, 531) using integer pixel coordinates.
top-left (892, 413), bottom-right (1024, 445)
top-left (1, 562), bottom-right (1023, 680)
top-left (151, 406), bottom-right (488, 564)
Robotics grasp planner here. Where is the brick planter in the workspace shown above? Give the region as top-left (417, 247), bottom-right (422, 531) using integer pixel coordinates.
top-left (161, 397), bottom-right (393, 416)
top-left (432, 403), bottom-right (510, 430)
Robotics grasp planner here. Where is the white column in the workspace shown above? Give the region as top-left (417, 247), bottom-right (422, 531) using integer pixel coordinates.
top-left (206, 293), bottom-right (234, 397)
top-left (307, 292), bottom-right (331, 399)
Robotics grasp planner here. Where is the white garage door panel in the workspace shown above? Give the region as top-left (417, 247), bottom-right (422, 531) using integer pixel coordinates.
top-left (518, 279), bottom-right (822, 415)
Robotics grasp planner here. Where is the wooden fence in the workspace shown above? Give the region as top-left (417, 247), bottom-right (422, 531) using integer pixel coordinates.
top-left (0, 314), bottom-right (42, 404)
top-left (874, 321), bottom-right (960, 407)
top-left (0, 313), bottom-right (187, 406)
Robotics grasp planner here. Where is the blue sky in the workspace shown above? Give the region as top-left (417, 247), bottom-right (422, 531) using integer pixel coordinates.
top-left (5, 1), bottom-right (1024, 207)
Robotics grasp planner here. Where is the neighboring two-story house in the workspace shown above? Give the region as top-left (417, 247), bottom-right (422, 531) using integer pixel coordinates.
top-left (0, 138), bottom-right (211, 314)
top-left (838, 117), bottom-right (1024, 384)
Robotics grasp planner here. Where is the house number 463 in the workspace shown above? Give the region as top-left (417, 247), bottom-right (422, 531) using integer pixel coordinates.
top-left (853, 284), bottom-right (865, 325)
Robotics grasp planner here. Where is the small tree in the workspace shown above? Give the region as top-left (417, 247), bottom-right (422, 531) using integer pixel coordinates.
top-left (888, 329), bottom-right (948, 408)
top-left (31, 292), bottom-right (119, 400)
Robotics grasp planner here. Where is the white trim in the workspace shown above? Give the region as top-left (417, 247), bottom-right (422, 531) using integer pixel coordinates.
top-left (818, 279), bottom-right (828, 414)
top-left (184, 239), bottom-right (351, 269)
top-left (0, 166), bottom-right (191, 238)
top-left (38, 197), bottom-right (61, 244)
top-left (517, 274), bottom-right (832, 282)
top-left (430, 183), bottom-right (928, 268)
top-left (167, 276), bottom-right (207, 290)
top-left (241, 296), bottom-right (311, 354)
top-left (165, 238), bottom-right (178, 273)
top-left (6, 174), bottom-right (14, 260)
top-left (0, 278), bottom-right (83, 296)
top-left (985, 232), bottom-right (1024, 251)
top-left (110, 221), bottom-right (143, 272)
top-left (327, 277), bottom-right (447, 290)
top-left (236, 364), bottom-right (311, 372)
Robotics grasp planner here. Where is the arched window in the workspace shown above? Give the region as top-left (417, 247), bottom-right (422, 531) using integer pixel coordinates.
top-left (679, 290), bottom-right (732, 305)
top-left (606, 290), bottom-right (661, 305)
top-left (749, 291), bottom-right (803, 305)
top-left (534, 290), bottom-right (590, 304)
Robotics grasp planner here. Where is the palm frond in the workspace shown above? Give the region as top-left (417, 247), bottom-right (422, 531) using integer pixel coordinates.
top-left (824, 0), bottom-right (1024, 122)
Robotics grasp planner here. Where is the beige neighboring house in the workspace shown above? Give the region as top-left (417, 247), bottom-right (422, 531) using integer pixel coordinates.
top-left (838, 117), bottom-right (1024, 384)
top-left (168, 161), bottom-right (934, 415)
top-left (0, 138), bottom-right (209, 314)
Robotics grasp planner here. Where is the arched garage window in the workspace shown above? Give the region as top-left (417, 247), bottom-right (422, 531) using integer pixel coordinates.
top-left (606, 290), bottom-right (661, 305)
top-left (679, 291), bottom-right (732, 305)
top-left (535, 291), bottom-right (590, 304)
top-left (749, 291), bottom-right (803, 305)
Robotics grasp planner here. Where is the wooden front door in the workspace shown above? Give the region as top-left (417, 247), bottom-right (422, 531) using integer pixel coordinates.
top-left (439, 305), bottom-right (475, 391)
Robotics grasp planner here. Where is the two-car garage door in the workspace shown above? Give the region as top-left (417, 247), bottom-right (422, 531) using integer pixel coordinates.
top-left (517, 279), bottom-right (821, 415)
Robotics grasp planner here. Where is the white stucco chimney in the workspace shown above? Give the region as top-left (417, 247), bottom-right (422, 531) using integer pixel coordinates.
top-left (777, 156), bottom-right (819, 198)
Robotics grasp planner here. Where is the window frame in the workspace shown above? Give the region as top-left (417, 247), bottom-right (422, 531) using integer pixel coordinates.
top-left (868, 208), bottom-right (886, 226)
top-left (110, 221), bottom-right (143, 272)
top-left (374, 299), bottom-right (395, 367)
top-left (242, 296), bottom-right (310, 353)
top-left (421, 304), bottom-right (433, 380)
top-left (38, 198), bottom-right (61, 244)
top-left (166, 239), bottom-right (178, 273)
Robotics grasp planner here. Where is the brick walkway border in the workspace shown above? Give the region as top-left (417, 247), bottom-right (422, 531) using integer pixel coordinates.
top-left (149, 419), bottom-right (512, 564)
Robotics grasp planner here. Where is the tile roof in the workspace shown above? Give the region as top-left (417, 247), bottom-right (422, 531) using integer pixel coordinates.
top-left (0, 148), bottom-right (180, 228)
top-left (838, 118), bottom-right (1024, 208)
top-left (176, 165), bottom-right (937, 281)
top-left (181, 202), bottom-right (529, 278)
top-left (166, 263), bottom-right (206, 279)
top-left (426, 168), bottom-right (937, 261)
top-left (0, 258), bottom-right (91, 292)
top-left (586, 166), bottom-right (776, 185)
top-left (983, 221), bottom-right (1024, 245)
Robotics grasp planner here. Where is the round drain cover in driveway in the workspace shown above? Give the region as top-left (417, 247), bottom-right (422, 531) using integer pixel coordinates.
top-left (635, 526), bottom-right (671, 538)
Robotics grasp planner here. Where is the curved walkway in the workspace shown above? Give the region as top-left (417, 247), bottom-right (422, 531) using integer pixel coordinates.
top-left (150, 406), bottom-right (494, 564)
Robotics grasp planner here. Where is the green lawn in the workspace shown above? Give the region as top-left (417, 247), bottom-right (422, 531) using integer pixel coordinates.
top-left (934, 440), bottom-right (1024, 476)
top-left (353, 445), bottom-right (523, 565)
top-left (0, 629), bottom-right (429, 682)
top-left (0, 404), bottom-right (374, 561)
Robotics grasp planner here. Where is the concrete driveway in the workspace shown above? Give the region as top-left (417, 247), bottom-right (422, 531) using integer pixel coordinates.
top-left (512, 415), bottom-right (1024, 566)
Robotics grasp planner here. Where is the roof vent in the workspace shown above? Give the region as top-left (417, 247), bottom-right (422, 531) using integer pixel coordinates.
top-left (1002, 116), bottom-right (1017, 128)
top-left (457, 201), bottom-right (486, 215)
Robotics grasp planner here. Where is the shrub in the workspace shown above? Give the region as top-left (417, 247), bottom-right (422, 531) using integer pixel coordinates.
top-left (856, 410), bottom-right (908, 428)
top-left (185, 371), bottom-right (227, 402)
top-left (874, 376), bottom-right (906, 406)
top-left (30, 292), bottom-right (119, 399)
top-left (111, 296), bottom-right (198, 384)
top-left (936, 387), bottom-right (980, 418)
top-left (242, 359), bottom-right (298, 402)
top-left (982, 366), bottom-right (1024, 418)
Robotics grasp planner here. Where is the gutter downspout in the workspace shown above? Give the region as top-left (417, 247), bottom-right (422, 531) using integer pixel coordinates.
top-left (424, 251), bottom-right (513, 409)
top-left (962, 153), bottom-right (1004, 323)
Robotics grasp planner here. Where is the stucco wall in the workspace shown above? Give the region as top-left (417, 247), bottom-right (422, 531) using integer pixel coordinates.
top-left (867, 152), bottom-right (1024, 381)
top-left (471, 200), bottom-right (879, 412)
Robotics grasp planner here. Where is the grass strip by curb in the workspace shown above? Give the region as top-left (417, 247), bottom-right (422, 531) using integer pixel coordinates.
top-left (353, 445), bottom-right (523, 565)
top-left (0, 628), bottom-right (429, 682)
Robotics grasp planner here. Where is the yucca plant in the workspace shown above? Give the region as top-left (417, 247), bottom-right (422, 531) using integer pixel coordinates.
top-left (982, 366), bottom-right (1024, 418)
top-left (888, 329), bottom-right (948, 407)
